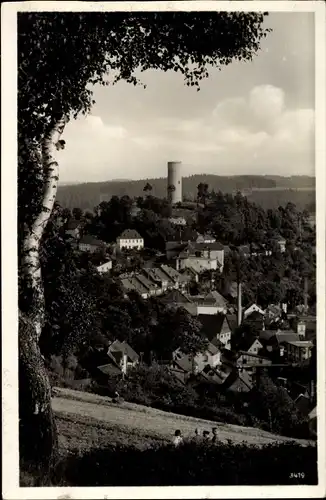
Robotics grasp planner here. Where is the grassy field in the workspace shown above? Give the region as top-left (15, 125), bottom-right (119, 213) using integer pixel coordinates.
top-left (53, 387), bottom-right (314, 453)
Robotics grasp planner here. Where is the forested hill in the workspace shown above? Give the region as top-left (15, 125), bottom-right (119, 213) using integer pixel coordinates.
top-left (57, 174), bottom-right (315, 211)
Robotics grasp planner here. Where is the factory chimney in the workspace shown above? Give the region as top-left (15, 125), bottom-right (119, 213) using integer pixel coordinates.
top-left (303, 276), bottom-right (309, 314)
top-left (167, 161), bottom-right (182, 204)
top-left (237, 281), bottom-right (242, 327)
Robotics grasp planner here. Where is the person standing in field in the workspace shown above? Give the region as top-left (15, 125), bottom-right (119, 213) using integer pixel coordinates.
top-left (211, 427), bottom-right (218, 443)
top-left (203, 430), bottom-right (210, 442)
top-left (173, 429), bottom-right (183, 447)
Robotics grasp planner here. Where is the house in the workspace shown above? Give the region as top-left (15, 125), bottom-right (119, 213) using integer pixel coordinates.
top-left (208, 290), bottom-right (228, 312)
top-left (196, 233), bottom-right (216, 244)
top-left (65, 218), bottom-right (82, 239)
top-left (198, 313), bottom-right (232, 349)
top-left (262, 330), bottom-right (300, 357)
top-left (78, 235), bottom-right (107, 253)
top-left (236, 351), bottom-right (272, 369)
top-left (143, 267), bottom-right (174, 292)
top-left (159, 289), bottom-right (197, 315)
top-left (235, 336), bottom-right (264, 355)
top-left (285, 340), bottom-right (313, 363)
top-left (173, 343), bottom-right (222, 376)
top-left (120, 277), bottom-right (149, 299)
top-left (175, 242), bottom-right (224, 273)
top-left (108, 340), bottom-right (139, 374)
top-left (133, 273), bottom-right (160, 296)
top-left (190, 293), bottom-right (226, 316)
top-left (277, 238), bottom-right (286, 253)
top-left (117, 229), bottom-right (144, 250)
top-left (179, 267), bottom-right (199, 284)
top-left (169, 216), bottom-right (187, 226)
top-left (160, 264), bottom-right (187, 289)
top-left (294, 393), bottom-right (312, 416)
top-left (243, 303), bottom-right (265, 319)
top-left (226, 369), bottom-right (253, 393)
top-left (96, 260), bottom-right (112, 274)
top-left (290, 315), bottom-right (316, 341)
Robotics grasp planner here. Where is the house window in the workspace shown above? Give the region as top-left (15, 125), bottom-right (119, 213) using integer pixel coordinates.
top-left (242, 359), bottom-right (247, 364)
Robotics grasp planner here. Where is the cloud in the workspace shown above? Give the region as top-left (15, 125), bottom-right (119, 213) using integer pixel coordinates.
top-left (59, 84), bottom-right (314, 183)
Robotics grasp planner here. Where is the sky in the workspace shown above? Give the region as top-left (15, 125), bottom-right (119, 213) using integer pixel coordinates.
top-left (59, 12), bottom-right (315, 184)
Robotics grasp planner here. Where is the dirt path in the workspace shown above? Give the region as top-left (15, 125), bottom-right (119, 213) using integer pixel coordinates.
top-left (52, 389), bottom-right (313, 448)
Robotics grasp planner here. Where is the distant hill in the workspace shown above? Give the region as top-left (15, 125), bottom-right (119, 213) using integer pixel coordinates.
top-left (57, 174), bottom-right (315, 212)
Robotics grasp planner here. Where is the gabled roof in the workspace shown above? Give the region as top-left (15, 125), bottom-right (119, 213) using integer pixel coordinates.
top-left (134, 273), bottom-right (158, 291)
top-left (118, 229), bottom-right (142, 239)
top-left (180, 267), bottom-right (198, 277)
top-left (97, 260), bottom-right (112, 270)
top-left (109, 340), bottom-right (139, 363)
top-left (129, 277), bottom-right (149, 295)
top-left (192, 242), bottom-right (225, 252)
top-left (79, 234), bottom-right (105, 246)
top-left (226, 314), bottom-right (238, 332)
top-left (145, 267), bottom-right (173, 284)
top-left (160, 290), bottom-right (193, 304)
top-left (295, 394), bottom-right (311, 416)
top-left (237, 337), bottom-right (263, 353)
top-left (97, 363), bottom-right (121, 376)
top-left (206, 342), bottom-right (221, 356)
top-left (198, 313), bottom-right (229, 341)
top-left (206, 290), bottom-right (228, 308)
top-left (172, 354), bottom-right (194, 373)
top-left (259, 330), bottom-right (279, 342)
top-left (237, 350), bottom-right (271, 362)
top-left (160, 264), bottom-right (182, 282)
top-left (275, 331), bottom-right (300, 344)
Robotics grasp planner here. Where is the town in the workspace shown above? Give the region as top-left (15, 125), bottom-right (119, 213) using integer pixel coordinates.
top-left (44, 161), bottom-right (317, 444)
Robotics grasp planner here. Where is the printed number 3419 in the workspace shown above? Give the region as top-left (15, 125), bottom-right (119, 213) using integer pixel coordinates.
top-left (290, 472), bottom-right (305, 479)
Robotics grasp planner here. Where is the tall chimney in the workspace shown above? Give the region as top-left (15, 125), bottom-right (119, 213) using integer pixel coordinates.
top-left (303, 276), bottom-right (309, 314)
top-left (237, 282), bottom-right (242, 327)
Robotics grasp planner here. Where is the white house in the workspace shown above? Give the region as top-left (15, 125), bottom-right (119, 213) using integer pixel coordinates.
top-left (243, 303), bottom-right (265, 319)
top-left (117, 229), bottom-right (144, 250)
top-left (96, 260), bottom-right (112, 274)
top-left (169, 216), bottom-right (187, 226)
top-left (285, 340), bottom-right (313, 362)
top-left (246, 338), bottom-right (264, 355)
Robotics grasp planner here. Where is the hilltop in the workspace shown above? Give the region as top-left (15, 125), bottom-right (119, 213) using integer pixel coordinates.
top-left (57, 174), bottom-right (315, 211)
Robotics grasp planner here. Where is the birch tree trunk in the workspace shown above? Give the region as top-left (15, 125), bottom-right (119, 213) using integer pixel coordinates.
top-left (19, 115), bottom-right (66, 477)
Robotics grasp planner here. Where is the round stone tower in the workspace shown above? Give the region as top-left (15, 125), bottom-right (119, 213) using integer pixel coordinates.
top-left (167, 161), bottom-right (182, 204)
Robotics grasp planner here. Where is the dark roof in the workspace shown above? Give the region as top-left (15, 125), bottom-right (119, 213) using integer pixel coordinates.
top-left (237, 350), bottom-right (271, 362)
top-left (172, 354), bottom-right (193, 373)
top-left (160, 290), bottom-right (193, 304)
top-left (97, 363), bottom-right (121, 376)
top-left (192, 242), bottom-right (225, 251)
top-left (134, 274), bottom-right (158, 291)
top-left (118, 229), bottom-right (142, 239)
top-left (207, 290), bottom-right (227, 308)
top-left (275, 331), bottom-right (300, 344)
top-left (259, 330), bottom-right (278, 342)
top-left (295, 394), bottom-right (311, 416)
top-left (66, 218), bottom-right (82, 230)
top-left (109, 340), bottom-right (139, 363)
top-left (79, 234), bottom-right (105, 246)
top-left (160, 264), bottom-right (182, 282)
top-left (236, 337), bottom-right (263, 353)
top-left (226, 314), bottom-right (238, 332)
top-left (198, 313), bottom-right (228, 341)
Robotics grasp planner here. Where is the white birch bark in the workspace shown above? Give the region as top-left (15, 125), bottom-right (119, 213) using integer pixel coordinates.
top-left (22, 115), bottom-right (67, 338)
